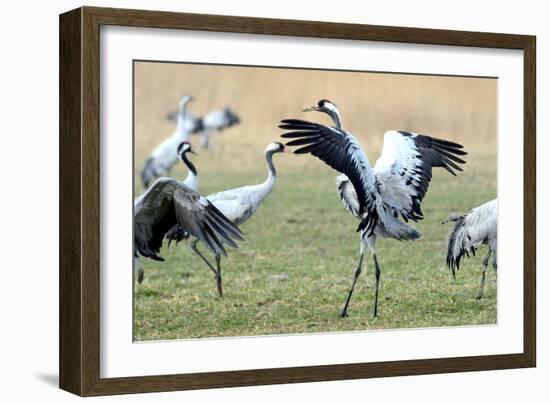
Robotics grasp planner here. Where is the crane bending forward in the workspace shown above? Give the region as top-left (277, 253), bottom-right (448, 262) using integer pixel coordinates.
top-left (444, 199), bottom-right (497, 300)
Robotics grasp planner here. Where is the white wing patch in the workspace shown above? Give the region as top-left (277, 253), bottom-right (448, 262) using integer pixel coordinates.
top-left (336, 174), bottom-right (360, 217)
top-left (374, 131), bottom-right (422, 220)
top-left (374, 130), bottom-right (466, 223)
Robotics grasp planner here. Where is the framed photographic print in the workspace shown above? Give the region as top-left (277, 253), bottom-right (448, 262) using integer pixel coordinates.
top-left (59, 6), bottom-right (536, 396)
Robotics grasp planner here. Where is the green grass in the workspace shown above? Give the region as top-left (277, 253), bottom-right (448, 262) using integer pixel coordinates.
top-left (134, 150), bottom-right (497, 341)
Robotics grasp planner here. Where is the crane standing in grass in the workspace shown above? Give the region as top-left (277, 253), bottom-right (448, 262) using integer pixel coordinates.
top-left (444, 198), bottom-right (497, 300)
top-left (134, 141), bottom-right (244, 285)
top-left (167, 142), bottom-right (288, 296)
top-left (167, 106), bottom-right (240, 150)
top-left (280, 99), bottom-right (467, 317)
top-left (197, 107), bottom-right (240, 150)
top-left (141, 95), bottom-right (195, 188)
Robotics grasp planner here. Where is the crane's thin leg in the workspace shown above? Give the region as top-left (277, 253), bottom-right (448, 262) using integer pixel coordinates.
top-left (134, 256), bottom-right (145, 284)
top-left (215, 255), bottom-right (223, 297)
top-left (492, 250), bottom-right (498, 275)
top-left (340, 252), bottom-right (365, 318)
top-left (217, 130), bottom-right (225, 156)
top-left (137, 268), bottom-right (145, 284)
top-left (200, 131), bottom-right (211, 150)
top-left (373, 254), bottom-right (381, 318)
top-left (477, 250), bottom-right (492, 300)
top-left (190, 240), bottom-right (217, 275)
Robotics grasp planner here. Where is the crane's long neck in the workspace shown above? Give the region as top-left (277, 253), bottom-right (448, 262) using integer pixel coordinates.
top-left (255, 150), bottom-right (277, 202)
top-left (180, 152), bottom-right (198, 190)
top-left (176, 101), bottom-right (190, 137)
top-left (327, 108), bottom-right (342, 129)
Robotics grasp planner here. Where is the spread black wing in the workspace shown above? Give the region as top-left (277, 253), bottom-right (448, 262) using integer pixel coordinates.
top-left (134, 178), bottom-right (244, 261)
top-left (279, 119), bottom-right (379, 234)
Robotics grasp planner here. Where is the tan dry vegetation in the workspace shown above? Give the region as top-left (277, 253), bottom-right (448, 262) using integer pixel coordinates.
top-left (134, 61), bottom-right (496, 170)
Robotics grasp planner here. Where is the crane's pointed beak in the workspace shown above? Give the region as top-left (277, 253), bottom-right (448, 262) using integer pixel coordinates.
top-left (189, 150), bottom-right (198, 156)
top-left (302, 105), bottom-right (319, 112)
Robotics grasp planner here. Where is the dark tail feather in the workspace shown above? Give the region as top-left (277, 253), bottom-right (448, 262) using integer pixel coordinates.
top-left (357, 210), bottom-right (379, 238)
top-left (192, 117), bottom-right (204, 134)
top-left (224, 108), bottom-right (240, 126)
top-left (444, 214), bottom-right (466, 278)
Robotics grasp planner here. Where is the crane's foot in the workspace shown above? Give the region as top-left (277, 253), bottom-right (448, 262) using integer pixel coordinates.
top-left (476, 295), bottom-right (483, 301)
top-left (339, 309), bottom-right (349, 318)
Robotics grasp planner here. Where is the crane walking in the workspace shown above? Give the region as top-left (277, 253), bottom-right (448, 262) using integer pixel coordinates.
top-left (134, 141), bottom-right (244, 285)
top-left (167, 142), bottom-right (287, 296)
top-left (444, 198), bottom-right (497, 300)
top-left (280, 99), bottom-right (467, 317)
top-left (167, 106), bottom-right (240, 150)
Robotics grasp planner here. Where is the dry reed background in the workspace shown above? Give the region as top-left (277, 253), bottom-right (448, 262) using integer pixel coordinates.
top-left (134, 61), bottom-right (497, 341)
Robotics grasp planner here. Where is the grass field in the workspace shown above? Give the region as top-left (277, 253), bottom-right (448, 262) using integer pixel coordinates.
top-left (133, 62), bottom-right (497, 341)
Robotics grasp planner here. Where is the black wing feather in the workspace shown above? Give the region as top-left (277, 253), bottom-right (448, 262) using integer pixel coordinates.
top-left (391, 131), bottom-right (467, 220)
top-left (280, 119), bottom-right (379, 235)
top-left (135, 179), bottom-right (244, 261)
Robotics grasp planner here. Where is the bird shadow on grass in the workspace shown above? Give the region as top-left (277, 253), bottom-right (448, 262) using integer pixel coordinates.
top-left (35, 372), bottom-right (58, 388)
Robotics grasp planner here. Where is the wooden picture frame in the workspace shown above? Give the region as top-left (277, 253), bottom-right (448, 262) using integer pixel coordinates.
top-left (59, 6), bottom-right (536, 396)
